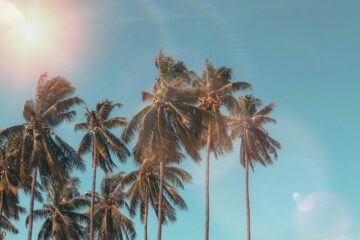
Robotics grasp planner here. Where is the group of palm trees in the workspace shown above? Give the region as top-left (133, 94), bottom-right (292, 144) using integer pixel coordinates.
top-left (0, 52), bottom-right (280, 240)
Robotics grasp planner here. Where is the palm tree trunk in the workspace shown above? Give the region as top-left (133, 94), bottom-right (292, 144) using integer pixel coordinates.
top-left (156, 160), bottom-right (164, 240)
top-left (27, 167), bottom-right (37, 240)
top-left (90, 144), bottom-right (97, 240)
top-left (204, 126), bottom-right (211, 240)
top-left (0, 190), bottom-right (4, 218)
top-left (144, 194), bottom-right (148, 240)
top-left (245, 153), bottom-right (251, 240)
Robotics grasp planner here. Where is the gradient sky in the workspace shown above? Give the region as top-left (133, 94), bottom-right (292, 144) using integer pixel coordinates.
top-left (0, 0), bottom-right (360, 239)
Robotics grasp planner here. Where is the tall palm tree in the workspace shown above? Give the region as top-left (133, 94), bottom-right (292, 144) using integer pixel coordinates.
top-left (87, 174), bottom-right (135, 240)
top-left (193, 60), bottom-right (251, 240)
top-left (75, 100), bottom-right (130, 240)
top-left (122, 159), bottom-right (191, 240)
top-left (122, 52), bottom-right (204, 240)
top-left (228, 95), bottom-right (281, 240)
top-left (0, 73), bottom-right (84, 240)
top-left (28, 177), bottom-right (89, 240)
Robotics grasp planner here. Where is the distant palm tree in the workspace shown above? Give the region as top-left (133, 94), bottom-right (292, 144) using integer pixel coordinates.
top-left (87, 174), bottom-right (135, 240)
top-left (75, 100), bottom-right (130, 240)
top-left (0, 73), bottom-right (84, 240)
top-left (28, 177), bottom-right (89, 240)
top-left (193, 60), bottom-right (251, 240)
top-left (228, 95), bottom-right (281, 240)
top-left (122, 52), bottom-right (204, 240)
top-left (122, 159), bottom-right (191, 240)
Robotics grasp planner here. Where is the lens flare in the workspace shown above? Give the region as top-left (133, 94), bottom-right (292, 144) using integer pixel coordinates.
top-left (292, 192), bottom-right (302, 202)
top-left (295, 192), bottom-right (351, 240)
top-left (24, 22), bottom-right (37, 41)
top-left (0, 0), bottom-right (85, 81)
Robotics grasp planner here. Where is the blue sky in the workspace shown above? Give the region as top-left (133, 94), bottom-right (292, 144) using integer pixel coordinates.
top-left (0, 0), bottom-right (360, 239)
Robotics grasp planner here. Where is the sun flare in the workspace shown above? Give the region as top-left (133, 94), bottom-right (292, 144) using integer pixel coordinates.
top-left (0, 0), bottom-right (84, 79)
top-left (24, 22), bottom-right (37, 41)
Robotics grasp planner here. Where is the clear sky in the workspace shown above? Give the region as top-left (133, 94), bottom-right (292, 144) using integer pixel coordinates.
top-left (0, 0), bottom-right (359, 239)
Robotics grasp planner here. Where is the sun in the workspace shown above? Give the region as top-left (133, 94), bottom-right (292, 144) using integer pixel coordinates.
top-left (24, 22), bottom-right (38, 41)
top-left (21, 18), bottom-right (50, 46)
top-left (0, 1), bottom-right (85, 79)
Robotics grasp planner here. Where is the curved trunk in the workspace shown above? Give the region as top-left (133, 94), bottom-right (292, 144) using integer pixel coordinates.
top-left (245, 153), bottom-right (251, 240)
top-left (27, 168), bottom-right (37, 240)
top-left (144, 194), bottom-right (148, 240)
top-left (89, 143), bottom-right (97, 240)
top-left (204, 126), bottom-right (212, 240)
top-left (156, 160), bottom-right (164, 240)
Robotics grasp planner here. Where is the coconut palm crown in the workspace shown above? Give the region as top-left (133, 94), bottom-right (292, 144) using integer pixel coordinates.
top-left (193, 60), bottom-right (251, 155)
top-left (0, 146), bottom-right (26, 223)
top-left (229, 95), bottom-right (281, 168)
top-left (122, 159), bottom-right (191, 240)
top-left (28, 177), bottom-right (89, 240)
top-left (75, 100), bottom-right (130, 172)
top-left (88, 174), bottom-right (136, 240)
top-left (122, 51), bottom-right (204, 164)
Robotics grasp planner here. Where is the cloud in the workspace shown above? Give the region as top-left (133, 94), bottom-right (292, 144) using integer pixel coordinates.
top-left (0, 0), bottom-right (25, 27)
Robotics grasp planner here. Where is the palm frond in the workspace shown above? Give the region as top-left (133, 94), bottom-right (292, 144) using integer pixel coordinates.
top-left (102, 117), bottom-right (127, 129)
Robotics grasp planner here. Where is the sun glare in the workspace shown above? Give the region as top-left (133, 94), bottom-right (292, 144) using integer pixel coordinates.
top-left (24, 22), bottom-right (37, 41)
top-left (0, 1), bottom-right (84, 79)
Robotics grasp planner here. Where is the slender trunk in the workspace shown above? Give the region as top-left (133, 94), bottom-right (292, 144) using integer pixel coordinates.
top-left (0, 190), bottom-right (3, 218)
top-left (156, 160), bottom-right (164, 240)
top-left (90, 143), bottom-right (97, 240)
top-left (144, 194), bottom-right (148, 240)
top-left (27, 168), bottom-right (37, 240)
top-left (204, 126), bottom-right (211, 240)
top-left (245, 153), bottom-right (251, 240)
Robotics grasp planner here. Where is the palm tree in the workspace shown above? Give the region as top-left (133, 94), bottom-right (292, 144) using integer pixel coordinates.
top-left (228, 95), bottom-right (281, 240)
top-left (0, 139), bottom-right (21, 217)
top-left (87, 174), bottom-right (135, 240)
top-left (0, 73), bottom-right (84, 240)
top-left (122, 159), bottom-right (191, 240)
top-left (193, 60), bottom-right (251, 240)
top-left (0, 149), bottom-right (26, 223)
top-left (122, 52), bottom-right (204, 240)
top-left (28, 177), bottom-right (89, 240)
top-left (0, 134), bottom-right (44, 226)
top-left (75, 100), bottom-right (130, 240)
top-left (0, 136), bottom-right (30, 239)
top-left (0, 156), bottom-right (24, 240)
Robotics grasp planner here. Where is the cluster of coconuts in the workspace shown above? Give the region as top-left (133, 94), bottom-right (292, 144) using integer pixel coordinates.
top-left (199, 96), bottom-right (222, 111)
